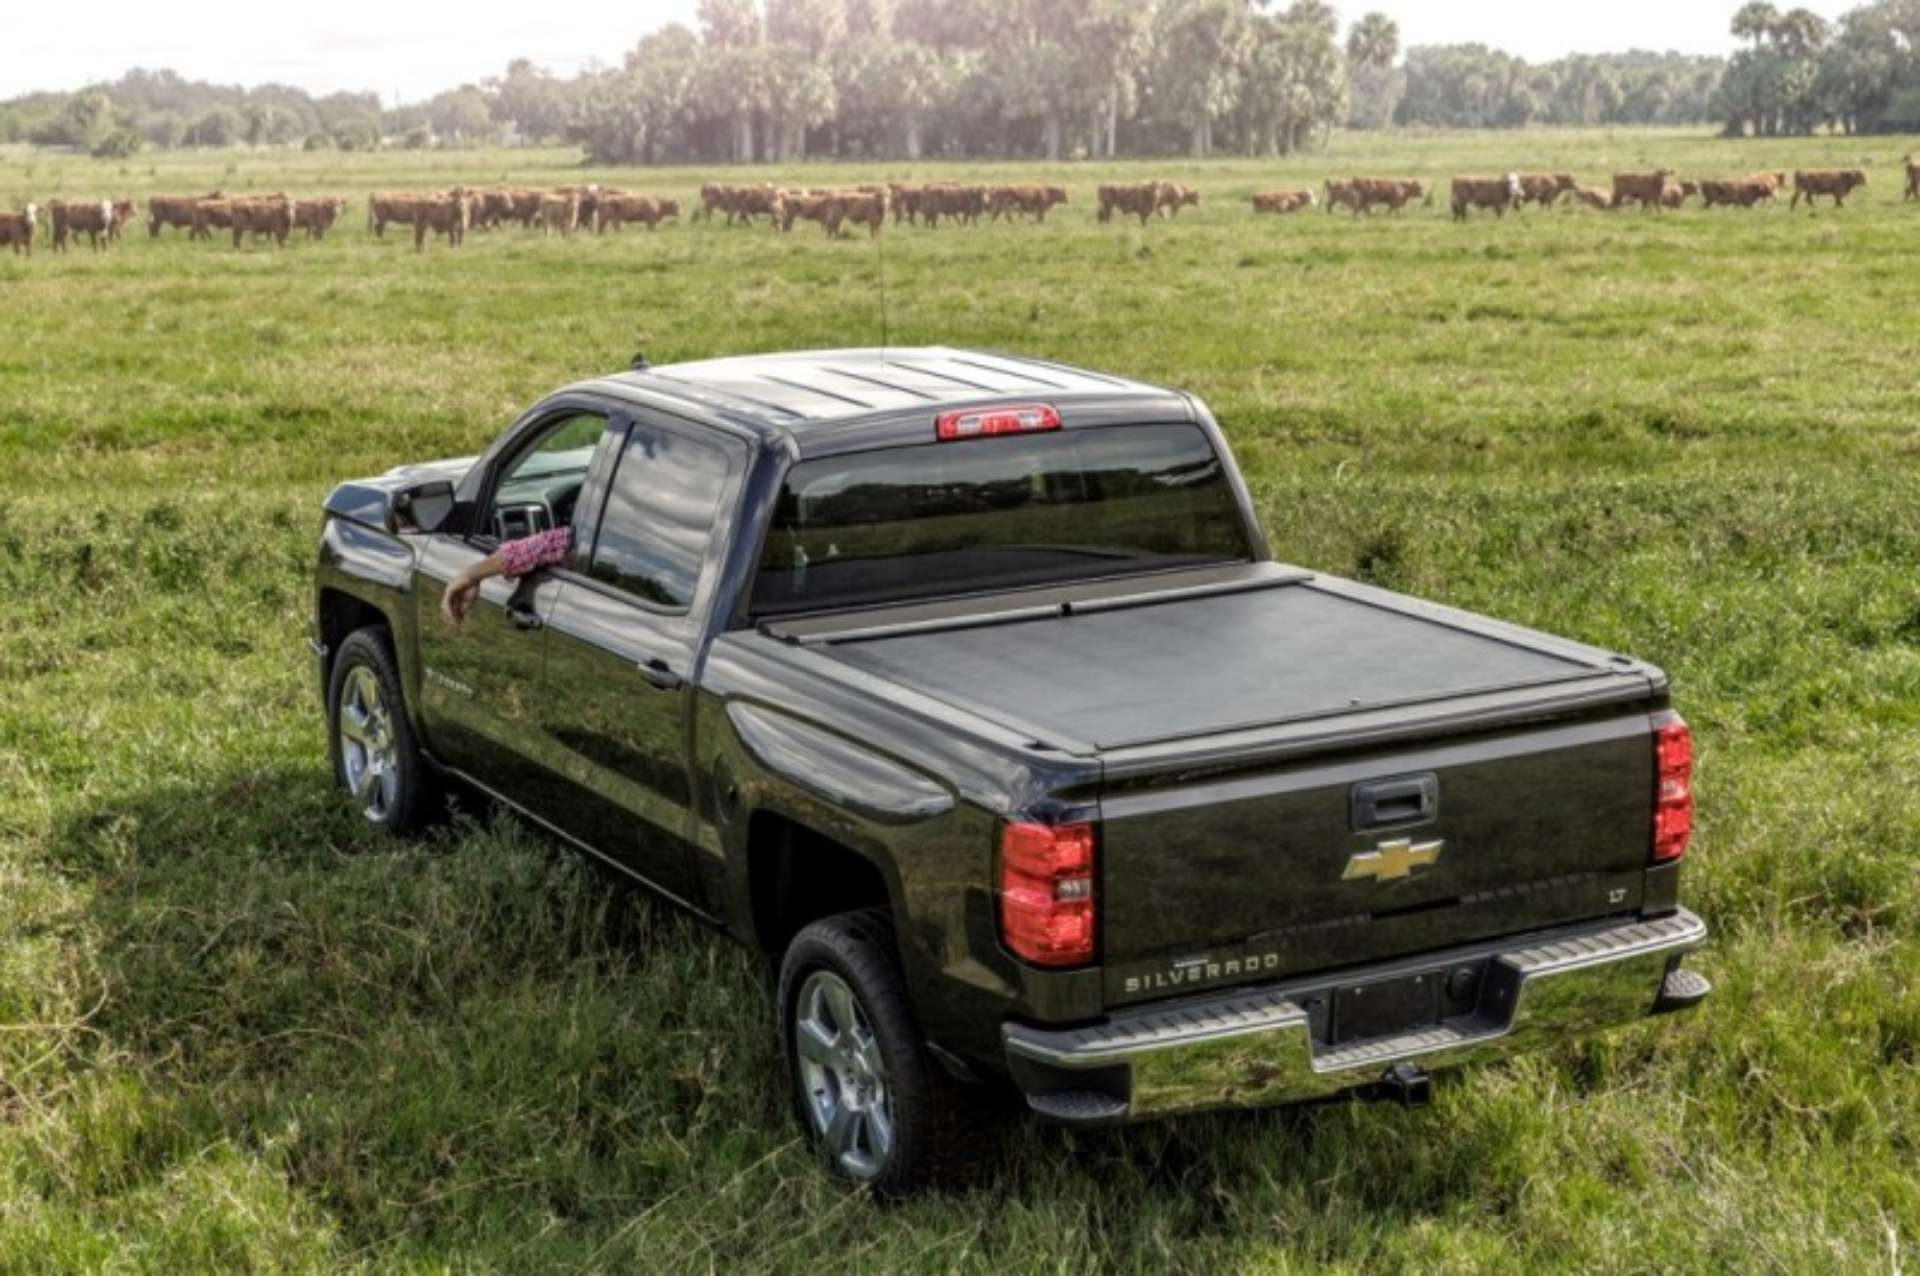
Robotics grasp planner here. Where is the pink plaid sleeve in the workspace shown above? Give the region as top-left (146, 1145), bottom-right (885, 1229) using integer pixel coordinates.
top-left (496, 527), bottom-right (572, 578)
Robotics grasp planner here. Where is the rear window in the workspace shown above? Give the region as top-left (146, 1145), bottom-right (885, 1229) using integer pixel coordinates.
top-left (750, 422), bottom-right (1252, 618)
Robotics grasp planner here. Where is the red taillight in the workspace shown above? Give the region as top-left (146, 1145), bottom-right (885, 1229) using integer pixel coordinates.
top-left (1652, 713), bottom-right (1693, 864)
top-left (935, 403), bottom-right (1061, 441)
top-left (998, 820), bottom-right (1095, 967)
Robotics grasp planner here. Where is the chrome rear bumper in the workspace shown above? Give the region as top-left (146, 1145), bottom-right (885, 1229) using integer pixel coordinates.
top-left (1003, 908), bottom-right (1708, 1126)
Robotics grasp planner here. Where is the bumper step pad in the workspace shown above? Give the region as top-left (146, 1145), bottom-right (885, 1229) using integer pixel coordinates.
top-left (1026, 1090), bottom-right (1130, 1123)
top-left (1652, 965), bottom-right (1712, 1014)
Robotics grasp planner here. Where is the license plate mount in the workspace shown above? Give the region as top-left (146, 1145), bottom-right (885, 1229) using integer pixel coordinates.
top-left (1331, 971), bottom-right (1442, 1045)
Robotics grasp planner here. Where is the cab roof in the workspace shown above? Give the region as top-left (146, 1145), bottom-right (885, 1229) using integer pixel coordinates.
top-left (584, 347), bottom-right (1190, 453)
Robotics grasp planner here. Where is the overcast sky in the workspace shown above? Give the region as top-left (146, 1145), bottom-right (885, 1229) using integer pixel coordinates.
top-left (3, 0), bottom-right (1859, 107)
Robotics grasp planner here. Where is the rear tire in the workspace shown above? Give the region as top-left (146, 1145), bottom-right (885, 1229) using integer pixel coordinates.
top-left (327, 626), bottom-right (436, 834)
top-left (777, 910), bottom-right (981, 1195)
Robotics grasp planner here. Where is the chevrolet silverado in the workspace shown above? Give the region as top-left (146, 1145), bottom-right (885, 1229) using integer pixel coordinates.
top-left (311, 347), bottom-right (1709, 1192)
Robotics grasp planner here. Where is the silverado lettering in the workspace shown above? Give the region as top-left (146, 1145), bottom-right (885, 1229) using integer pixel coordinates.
top-left (1125, 950), bottom-right (1287, 995)
top-left (312, 347), bottom-right (1710, 1194)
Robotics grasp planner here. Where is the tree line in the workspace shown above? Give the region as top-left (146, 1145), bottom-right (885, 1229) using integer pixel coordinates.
top-left (1720, 0), bottom-right (1920, 135)
top-left (566, 0), bottom-right (1360, 165)
top-left (4, 1), bottom-right (1917, 166)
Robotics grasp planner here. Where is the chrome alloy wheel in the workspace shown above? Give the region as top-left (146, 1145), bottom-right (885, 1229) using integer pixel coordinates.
top-left (794, 969), bottom-right (894, 1179)
top-left (337, 664), bottom-right (400, 822)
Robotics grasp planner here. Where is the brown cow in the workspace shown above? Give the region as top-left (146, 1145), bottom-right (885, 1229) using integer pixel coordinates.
top-left (839, 188), bottom-right (888, 237)
top-left (103, 200), bottom-right (138, 241)
top-left (1346, 177), bottom-right (1426, 215)
top-left (597, 193), bottom-right (680, 232)
top-left (1571, 186), bottom-right (1615, 210)
top-left (538, 191), bottom-right (579, 237)
top-left (1252, 190), bottom-right (1315, 215)
top-left (414, 190), bottom-right (473, 251)
top-left (723, 185), bottom-right (785, 228)
top-left (1450, 174), bottom-right (1523, 220)
top-left (368, 192), bottom-right (432, 237)
top-left (189, 198), bottom-right (236, 241)
top-left (986, 185), bottom-right (1068, 223)
top-left (50, 199), bottom-right (115, 252)
top-left (888, 183), bottom-right (923, 225)
top-left (1155, 183), bottom-right (1200, 217)
top-left (0, 203), bottom-right (38, 256)
top-left (466, 189), bottom-right (513, 231)
top-left (1322, 178), bottom-right (1362, 214)
top-left (564, 185), bottom-right (606, 232)
top-left (293, 197), bottom-right (346, 240)
top-left (1611, 169), bottom-right (1675, 211)
top-left (1791, 169), bottom-right (1867, 210)
top-left (1516, 174), bottom-right (1577, 207)
top-left (1097, 182), bottom-right (1163, 226)
top-left (493, 189), bottom-right (539, 230)
top-left (780, 188), bottom-right (884, 237)
top-left (1657, 179), bottom-right (1701, 209)
top-left (148, 192), bottom-right (223, 237)
top-left (1699, 178), bottom-right (1777, 209)
top-left (230, 198), bottom-right (294, 249)
top-left (920, 184), bottom-right (987, 228)
top-left (1905, 155), bottom-right (1918, 202)
top-left (779, 189), bottom-right (835, 235)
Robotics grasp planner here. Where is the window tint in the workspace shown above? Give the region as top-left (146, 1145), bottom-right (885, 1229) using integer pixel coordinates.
top-left (588, 424), bottom-right (731, 609)
top-left (751, 423), bottom-right (1251, 618)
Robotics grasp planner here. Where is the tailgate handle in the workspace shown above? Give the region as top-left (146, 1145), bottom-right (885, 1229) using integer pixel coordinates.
top-left (1351, 774), bottom-right (1438, 831)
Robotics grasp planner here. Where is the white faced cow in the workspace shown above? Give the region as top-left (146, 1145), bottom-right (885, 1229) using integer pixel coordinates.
top-left (0, 203), bottom-right (38, 256)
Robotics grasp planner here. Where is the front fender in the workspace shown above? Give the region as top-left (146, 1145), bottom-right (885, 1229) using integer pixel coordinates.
top-left (315, 516), bottom-right (425, 738)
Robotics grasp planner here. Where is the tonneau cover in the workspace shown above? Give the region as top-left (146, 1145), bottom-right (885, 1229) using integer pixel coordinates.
top-left (813, 571), bottom-right (1627, 753)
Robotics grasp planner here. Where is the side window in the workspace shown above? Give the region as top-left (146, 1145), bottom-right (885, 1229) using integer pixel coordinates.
top-left (587, 424), bottom-right (731, 610)
top-left (486, 412), bottom-right (606, 542)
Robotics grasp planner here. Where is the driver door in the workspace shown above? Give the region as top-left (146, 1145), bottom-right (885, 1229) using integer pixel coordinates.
top-left (415, 409), bottom-right (619, 809)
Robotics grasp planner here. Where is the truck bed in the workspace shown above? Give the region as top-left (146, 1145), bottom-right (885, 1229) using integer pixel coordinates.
top-left (781, 564), bottom-right (1646, 755)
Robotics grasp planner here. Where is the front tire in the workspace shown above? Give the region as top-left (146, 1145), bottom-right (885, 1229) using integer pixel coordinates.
top-left (777, 910), bottom-right (966, 1194)
top-left (327, 626), bottom-right (435, 833)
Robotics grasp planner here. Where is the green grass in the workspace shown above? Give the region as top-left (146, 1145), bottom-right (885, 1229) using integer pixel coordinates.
top-left (3, 128), bottom-right (1919, 1272)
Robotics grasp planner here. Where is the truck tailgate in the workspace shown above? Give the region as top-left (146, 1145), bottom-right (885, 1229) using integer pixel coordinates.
top-left (1093, 711), bottom-right (1657, 1006)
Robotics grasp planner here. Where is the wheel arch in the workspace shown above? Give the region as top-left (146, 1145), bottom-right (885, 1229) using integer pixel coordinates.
top-left (316, 586), bottom-right (391, 686)
top-left (744, 810), bottom-right (896, 963)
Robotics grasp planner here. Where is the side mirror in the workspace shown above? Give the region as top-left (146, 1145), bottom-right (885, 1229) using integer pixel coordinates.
top-left (392, 480), bottom-right (456, 534)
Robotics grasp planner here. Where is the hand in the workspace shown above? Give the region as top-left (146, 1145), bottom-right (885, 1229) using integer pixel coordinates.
top-left (442, 572), bottom-right (481, 626)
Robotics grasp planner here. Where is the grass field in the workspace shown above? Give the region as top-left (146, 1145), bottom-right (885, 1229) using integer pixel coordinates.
top-left (3, 127), bottom-right (1920, 1272)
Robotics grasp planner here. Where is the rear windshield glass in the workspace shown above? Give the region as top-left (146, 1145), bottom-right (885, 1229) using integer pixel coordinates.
top-left (750, 422), bottom-right (1252, 618)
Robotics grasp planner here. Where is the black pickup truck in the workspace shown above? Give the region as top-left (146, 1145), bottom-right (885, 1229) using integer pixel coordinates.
top-left (312, 347), bottom-right (1708, 1191)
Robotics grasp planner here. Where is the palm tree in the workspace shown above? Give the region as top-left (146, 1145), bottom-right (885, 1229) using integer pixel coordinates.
top-left (1285, 0), bottom-right (1339, 42)
top-left (1346, 12), bottom-right (1399, 69)
top-left (699, 0), bottom-right (764, 50)
top-left (1730, 2), bottom-right (1781, 48)
top-left (767, 0), bottom-right (848, 60)
top-left (1771, 7), bottom-right (1829, 57)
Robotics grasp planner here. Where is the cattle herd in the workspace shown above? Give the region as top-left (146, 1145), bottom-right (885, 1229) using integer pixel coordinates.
top-left (698, 182), bottom-right (1072, 231)
top-left (3, 155), bottom-right (1916, 259)
top-left (1300, 163), bottom-right (1899, 221)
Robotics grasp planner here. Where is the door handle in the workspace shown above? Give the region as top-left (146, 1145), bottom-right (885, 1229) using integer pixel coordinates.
top-left (508, 603), bottom-right (544, 632)
top-left (1351, 773), bottom-right (1438, 831)
top-left (639, 657), bottom-right (685, 691)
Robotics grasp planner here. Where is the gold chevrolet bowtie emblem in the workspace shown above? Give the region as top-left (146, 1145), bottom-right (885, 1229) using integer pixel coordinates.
top-left (1343, 837), bottom-right (1444, 882)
